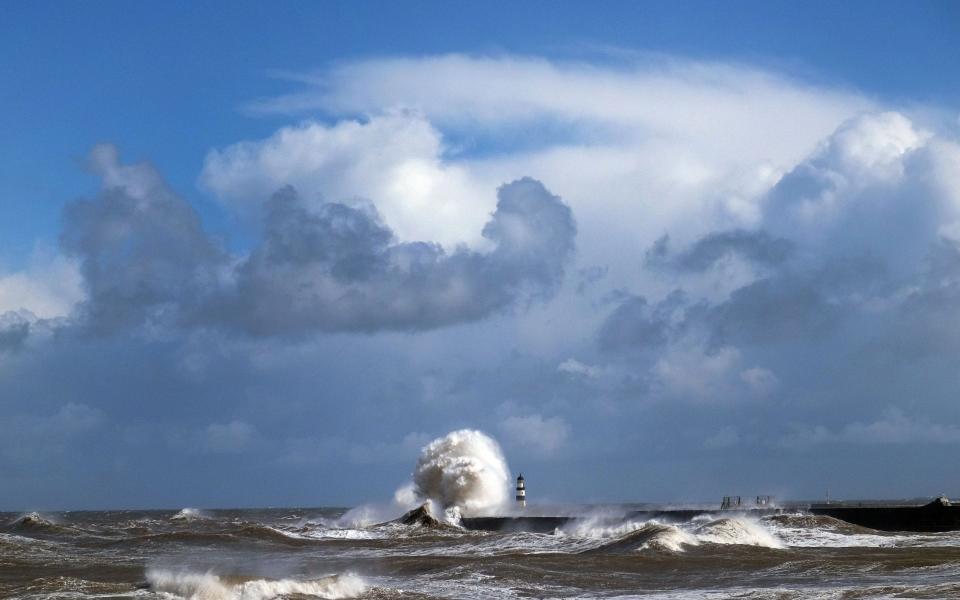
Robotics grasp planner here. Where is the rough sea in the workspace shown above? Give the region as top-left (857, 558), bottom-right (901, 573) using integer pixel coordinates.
top-left (5, 505), bottom-right (960, 600)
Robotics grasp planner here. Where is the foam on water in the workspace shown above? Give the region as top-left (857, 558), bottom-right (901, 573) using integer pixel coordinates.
top-left (146, 569), bottom-right (367, 600)
top-left (557, 514), bottom-right (783, 553)
top-left (761, 513), bottom-right (953, 548)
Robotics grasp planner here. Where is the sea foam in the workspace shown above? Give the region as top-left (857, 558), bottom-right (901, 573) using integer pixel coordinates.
top-left (146, 569), bottom-right (367, 600)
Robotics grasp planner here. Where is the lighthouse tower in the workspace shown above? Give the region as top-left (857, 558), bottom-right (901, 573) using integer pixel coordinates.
top-left (515, 474), bottom-right (526, 508)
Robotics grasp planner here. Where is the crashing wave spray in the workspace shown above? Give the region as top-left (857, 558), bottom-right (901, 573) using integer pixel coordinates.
top-left (146, 569), bottom-right (366, 600)
top-left (411, 429), bottom-right (511, 513)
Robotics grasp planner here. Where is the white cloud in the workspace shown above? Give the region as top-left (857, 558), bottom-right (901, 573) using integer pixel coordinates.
top-left (652, 343), bottom-right (742, 401)
top-left (202, 114), bottom-right (491, 249)
top-left (258, 55), bottom-right (869, 168)
top-left (557, 357), bottom-right (601, 378)
top-left (210, 55), bottom-right (877, 291)
top-left (500, 414), bottom-right (570, 456)
top-left (0, 247), bottom-right (83, 319)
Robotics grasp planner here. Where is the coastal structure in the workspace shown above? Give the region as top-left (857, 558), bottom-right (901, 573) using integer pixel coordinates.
top-left (460, 494), bottom-right (960, 534)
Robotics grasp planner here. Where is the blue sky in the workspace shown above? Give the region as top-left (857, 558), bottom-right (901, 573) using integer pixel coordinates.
top-left (2, 2), bottom-right (960, 510)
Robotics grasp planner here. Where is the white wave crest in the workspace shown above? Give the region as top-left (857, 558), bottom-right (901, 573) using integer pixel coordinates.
top-left (694, 516), bottom-right (784, 548)
top-left (643, 525), bottom-right (699, 552)
top-left (337, 502), bottom-right (402, 528)
top-left (171, 508), bottom-right (209, 522)
top-left (146, 569), bottom-right (367, 600)
top-left (411, 429), bottom-right (510, 513)
top-left (11, 511), bottom-right (56, 527)
top-left (557, 515), bottom-right (782, 553)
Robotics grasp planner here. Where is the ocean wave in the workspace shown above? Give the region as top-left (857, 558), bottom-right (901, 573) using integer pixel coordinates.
top-left (588, 522), bottom-right (699, 553)
top-left (577, 516), bottom-right (783, 553)
top-left (694, 517), bottom-right (784, 548)
top-left (171, 508), bottom-right (210, 522)
top-left (124, 523), bottom-right (314, 547)
top-left (764, 513), bottom-right (880, 535)
top-left (761, 512), bottom-right (919, 548)
top-left (3, 512), bottom-right (85, 537)
top-left (146, 569), bottom-right (367, 600)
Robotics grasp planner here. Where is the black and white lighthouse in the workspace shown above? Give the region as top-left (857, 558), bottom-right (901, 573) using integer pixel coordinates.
top-left (515, 474), bottom-right (526, 508)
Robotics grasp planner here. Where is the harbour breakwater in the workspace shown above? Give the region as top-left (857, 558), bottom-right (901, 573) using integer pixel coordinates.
top-left (460, 497), bottom-right (960, 533)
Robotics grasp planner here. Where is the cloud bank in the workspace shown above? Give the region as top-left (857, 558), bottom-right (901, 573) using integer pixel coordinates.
top-left (59, 145), bottom-right (575, 336)
top-left (3, 54), bottom-right (960, 508)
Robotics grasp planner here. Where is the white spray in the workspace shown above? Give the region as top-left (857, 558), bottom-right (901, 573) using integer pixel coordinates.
top-left (146, 569), bottom-right (366, 600)
top-left (411, 429), bottom-right (511, 514)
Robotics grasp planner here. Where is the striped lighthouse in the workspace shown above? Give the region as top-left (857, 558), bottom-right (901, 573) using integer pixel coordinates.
top-left (515, 474), bottom-right (526, 508)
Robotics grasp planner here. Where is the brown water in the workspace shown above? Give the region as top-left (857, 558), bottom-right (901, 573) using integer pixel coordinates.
top-left (4, 507), bottom-right (960, 599)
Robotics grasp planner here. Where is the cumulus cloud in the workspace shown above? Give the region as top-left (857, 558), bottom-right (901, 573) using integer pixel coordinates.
top-left (603, 111), bottom-right (960, 358)
top-left (8, 52), bottom-right (960, 505)
top-left (0, 250), bottom-right (83, 320)
top-left (0, 311), bottom-right (32, 353)
top-left (61, 146), bottom-right (576, 336)
top-left (61, 144), bottom-right (226, 334)
top-left (597, 291), bottom-right (685, 353)
top-left (209, 177), bottom-right (575, 334)
top-left (234, 54), bottom-right (878, 283)
top-left (202, 114), bottom-right (490, 248)
top-left (646, 230), bottom-right (794, 272)
top-left (651, 343), bottom-right (744, 401)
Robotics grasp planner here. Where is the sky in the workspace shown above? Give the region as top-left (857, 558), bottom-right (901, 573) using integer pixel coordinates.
top-left (2, 1), bottom-right (960, 510)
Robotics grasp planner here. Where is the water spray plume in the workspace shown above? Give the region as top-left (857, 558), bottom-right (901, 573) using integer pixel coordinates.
top-left (412, 429), bottom-right (511, 513)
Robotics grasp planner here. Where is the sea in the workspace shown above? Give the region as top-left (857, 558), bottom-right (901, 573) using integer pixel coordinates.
top-left (4, 504), bottom-right (960, 599)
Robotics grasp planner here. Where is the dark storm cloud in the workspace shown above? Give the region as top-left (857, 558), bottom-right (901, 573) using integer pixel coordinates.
top-left (0, 311), bottom-right (32, 352)
top-left (597, 290), bottom-right (686, 352)
top-left (60, 146), bottom-right (576, 336)
top-left (60, 145), bottom-right (225, 334)
top-left (645, 230), bottom-right (794, 272)
top-left (698, 271), bottom-right (844, 347)
top-left (608, 236), bottom-right (887, 352)
top-left (211, 177), bottom-right (576, 334)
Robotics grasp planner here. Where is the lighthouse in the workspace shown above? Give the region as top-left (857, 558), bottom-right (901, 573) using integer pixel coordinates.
top-left (515, 474), bottom-right (526, 508)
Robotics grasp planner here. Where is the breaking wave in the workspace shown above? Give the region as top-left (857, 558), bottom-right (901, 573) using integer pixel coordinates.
top-left (411, 429), bottom-right (511, 513)
top-left (587, 523), bottom-right (698, 553)
top-left (694, 517), bottom-right (784, 548)
top-left (146, 569), bottom-right (367, 600)
top-left (4, 512), bottom-right (82, 536)
top-left (171, 508), bottom-right (209, 522)
top-left (7, 512), bottom-right (58, 530)
top-left (580, 516), bottom-right (783, 553)
top-left (764, 513), bottom-right (878, 535)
